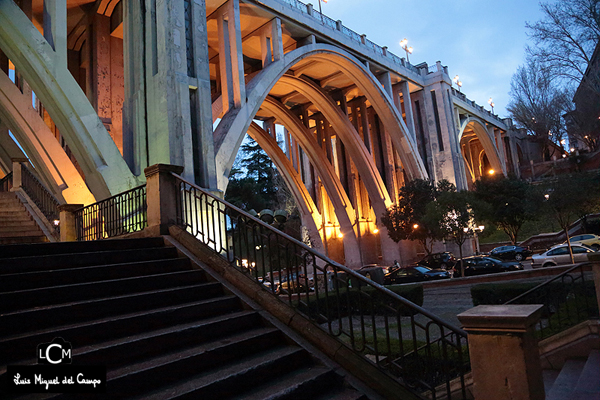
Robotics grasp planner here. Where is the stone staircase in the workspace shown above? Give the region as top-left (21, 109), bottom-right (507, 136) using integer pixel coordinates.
top-left (543, 350), bottom-right (600, 399)
top-left (0, 191), bottom-right (48, 244)
top-left (0, 237), bottom-right (369, 399)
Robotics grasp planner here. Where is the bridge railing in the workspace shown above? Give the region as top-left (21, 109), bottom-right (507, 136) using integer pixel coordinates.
top-left (450, 87), bottom-right (505, 125)
top-left (74, 185), bottom-right (147, 241)
top-left (504, 263), bottom-right (598, 339)
top-left (276, 0), bottom-right (421, 76)
top-left (173, 173), bottom-right (471, 399)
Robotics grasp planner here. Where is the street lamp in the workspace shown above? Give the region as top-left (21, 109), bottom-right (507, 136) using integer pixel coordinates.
top-left (453, 75), bottom-right (462, 92)
top-left (488, 97), bottom-right (495, 114)
top-left (399, 38), bottom-right (413, 63)
top-left (317, 0), bottom-right (327, 21)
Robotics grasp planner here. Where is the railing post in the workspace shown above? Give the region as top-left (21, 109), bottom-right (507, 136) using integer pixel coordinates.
top-left (458, 305), bottom-right (545, 400)
top-left (589, 254), bottom-right (600, 314)
top-left (144, 164), bottom-right (184, 235)
top-left (58, 204), bottom-right (83, 242)
top-left (10, 158), bottom-right (27, 190)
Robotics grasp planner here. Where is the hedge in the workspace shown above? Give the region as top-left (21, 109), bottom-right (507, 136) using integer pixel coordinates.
top-left (298, 283), bottom-right (423, 318)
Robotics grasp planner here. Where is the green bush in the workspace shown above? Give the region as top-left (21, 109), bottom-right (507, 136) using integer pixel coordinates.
top-left (299, 283), bottom-right (423, 319)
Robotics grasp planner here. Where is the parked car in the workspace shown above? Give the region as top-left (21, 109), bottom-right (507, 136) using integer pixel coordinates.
top-left (458, 256), bottom-right (523, 276)
top-left (562, 234), bottom-right (600, 251)
top-left (383, 266), bottom-right (450, 285)
top-left (417, 252), bottom-right (456, 269)
top-left (531, 244), bottom-right (595, 268)
top-left (489, 245), bottom-right (532, 261)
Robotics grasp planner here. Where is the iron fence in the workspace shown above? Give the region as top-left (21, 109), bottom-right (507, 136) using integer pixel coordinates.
top-left (0, 172), bottom-right (12, 192)
top-left (20, 165), bottom-right (60, 225)
top-left (505, 263), bottom-right (599, 339)
top-left (174, 174), bottom-right (470, 399)
top-left (75, 185), bottom-right (147, 241)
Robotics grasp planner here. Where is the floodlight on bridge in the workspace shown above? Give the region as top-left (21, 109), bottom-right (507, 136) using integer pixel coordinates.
top-left (488, 97), bottom-right (495, 114)
top-left (453, 75), bottom-right (462, 92)
top-left (400, 38), bottom-right (413, 63)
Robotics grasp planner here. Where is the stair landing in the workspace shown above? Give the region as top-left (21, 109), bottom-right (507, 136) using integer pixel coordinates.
top-left (0, 192), bottom-right (48, 244)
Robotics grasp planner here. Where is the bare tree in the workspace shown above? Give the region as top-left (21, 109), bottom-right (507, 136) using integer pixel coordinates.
top-left (507, 59), bottom-right (572, 158)
top-left (526, 0), bottom-right (600, 90)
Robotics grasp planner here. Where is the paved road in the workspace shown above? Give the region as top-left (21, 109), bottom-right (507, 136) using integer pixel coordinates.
top-left (421, 272), bottom-right (547, 328)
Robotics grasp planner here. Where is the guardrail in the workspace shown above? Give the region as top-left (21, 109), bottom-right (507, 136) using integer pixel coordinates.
top-left (0, 172), bottom-right (12, 192)
top-left (276, 0), bottom-right (421, 76)
top-left (20, 164), bottom-right (60, 225)
top-left (75, 185), bottom-right (147, 241)
top-left (505, 263), bottom-right (599, 339)
top-left (173, 174), bottom-right (470, 399)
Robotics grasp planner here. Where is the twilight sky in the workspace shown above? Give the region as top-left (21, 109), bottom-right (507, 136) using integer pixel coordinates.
top-left (319, 0), bottom-right (545, 118)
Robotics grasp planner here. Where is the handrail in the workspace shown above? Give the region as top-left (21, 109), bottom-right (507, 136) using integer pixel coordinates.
top-left (20, 164), bottom-right (60, 225)
top-left (75, 184), bottom-right (147, 241)
top-left (505, 262), bottom-right (598, 338)
top-left (173, 173), bottom-right (470, 399)
top-left (0, 172), bottom-right (12, 192)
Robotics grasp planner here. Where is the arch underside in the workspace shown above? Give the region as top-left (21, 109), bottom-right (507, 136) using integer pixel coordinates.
top-left (459, 118), bottom-right (504, 184)
top-left (215, 44), bottom-right (425, 266)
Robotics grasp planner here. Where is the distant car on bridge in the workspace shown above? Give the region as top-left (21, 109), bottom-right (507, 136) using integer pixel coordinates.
top-left (531, 244), bottom-right (596, 268)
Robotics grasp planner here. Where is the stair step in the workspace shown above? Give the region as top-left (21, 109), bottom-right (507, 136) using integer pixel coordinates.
top-left (0, 220), bottom-right (36, 227)
top-left (107, 327), bottom-right (283, 396)
top-left (0, 270), bottom-right (208, 313)
top-left (0, 283), bottom-right (224, 337)
top-left (0, 307), bottom-right (256, 368)
top-left (0, 236), bottom-right (48, 245)
top-left (233, 365), bottom-right (341, 400)
top-left (0, 237), bottom-right (167, 259)
top-left (0, 216), bottom-right (34, 222)
top-left (137, 345), bottom-right (311, 400)
top-left (0, 246), bottom-right (179, 274)
top-left (572, 350), bottom-right (600, 398)
top-left (547, 359), bottom-right (587, 400)
top-left (0, 257), bottom-right (193, 292)
top-left (0, 229), bottom-right (44, 237)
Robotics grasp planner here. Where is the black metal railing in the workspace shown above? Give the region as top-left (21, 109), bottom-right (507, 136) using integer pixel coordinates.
top-left (174, 175), bottom-right (470, 399)
top-left (20, 164), bottom-right (60, 225)
top-left (0, 172), bottom-right (12, 192)
top-left (75, 185), bottom-right (147, 241)
top-left (505, 263), bottom-right (599, 339)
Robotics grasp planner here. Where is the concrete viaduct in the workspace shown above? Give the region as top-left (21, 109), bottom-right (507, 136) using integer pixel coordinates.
top-left (0, 0), bottom-right (517, 267)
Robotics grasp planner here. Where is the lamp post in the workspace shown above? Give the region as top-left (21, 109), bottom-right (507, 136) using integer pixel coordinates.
top-left (487, 97), bottom-right (495, 114)
top-left (399, 38), bottom-right (413, 63)
top-left (317, 0), bottom-right (327, 20)
top-left (453, 75), bottom-right (462, 92)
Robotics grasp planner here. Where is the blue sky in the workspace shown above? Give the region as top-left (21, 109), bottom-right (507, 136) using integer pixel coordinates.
top-left (319, 0), bottom-right (545, 118)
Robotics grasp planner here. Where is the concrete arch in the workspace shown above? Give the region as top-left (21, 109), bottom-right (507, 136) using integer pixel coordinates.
top-left (260, 97), bottom-right (363, 266)
top-left (0, 0), bottom-right (139, 199)
top-left (459, 117), bottom-right (504, 176)
top-left (246, 122), bottom-right (325, 251)
top-left (0, 70), bottom-right (95, 204)
top-left (213, 43), bottom-right (427, 194)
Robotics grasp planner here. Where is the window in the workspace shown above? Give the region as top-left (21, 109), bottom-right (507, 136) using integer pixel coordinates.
top-left (548, 248), bottom-right (568, 256)
top-left (573, 246), bottom-right (591, 254)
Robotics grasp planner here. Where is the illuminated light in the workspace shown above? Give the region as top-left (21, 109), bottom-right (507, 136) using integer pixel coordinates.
top-left (255, 245), bottom-right (261, 250)
top-left (453, 75), bottom-right (459, 83)
top-left (562, 154), bottom-right (567, 158)
top-left (373, 228), bottom-right (379, 234)
top-left (545, 194), bottom-right (550, 200)
top-left (407, 46), bottom-right (413, 54)
top-left (399, 38), bottom-right (408, 47)
top-left (337, 232), bottom-right (344, 238)
top-left (479, 225), bottom-right (485, 231)
top-left (53, 219), bottom-right (60, 226)
top-left (488, 169), bottom-right (495, 175)
top-left (585, 136), bottom-right (589, 139)
top-left (570, 148), bottom-right (575, 152)
top-left (241, 259), bottom-right (248, 268)
top-left (463, 227), bottom-right (469, 233)
top-left (561, 139), bottom-right (566, 145)
top-left (413, 223), bottom-right (419, 229)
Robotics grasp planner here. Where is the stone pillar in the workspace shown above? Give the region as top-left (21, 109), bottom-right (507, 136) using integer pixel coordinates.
top-left (399, 80), bottom-right (416, 140)
top-left (144, 164), bottom-right (184, 235)
top-left (588, 254), bottom-right (600, 314)
top-left (10, 158), bottom-right (28, 190)
top-left (217, 0), bottom-right (246, 112)
top-left (43, 0), bottom-right (67, 68)
top-left (58, 204), bottom-right (83, 242)
top-left (458, 305), bottom-right (545, 400)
